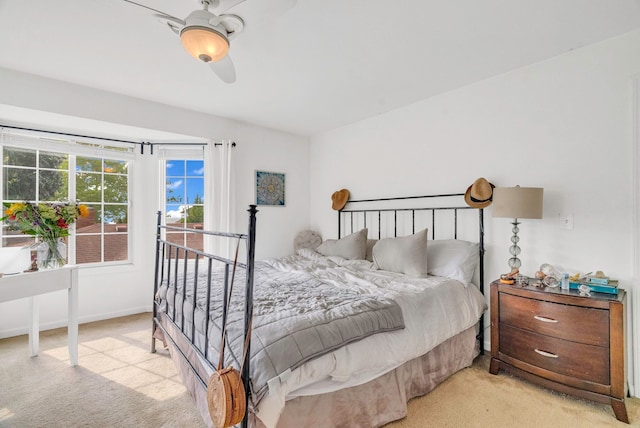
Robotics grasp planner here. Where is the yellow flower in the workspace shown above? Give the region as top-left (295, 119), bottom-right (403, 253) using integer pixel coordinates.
top-left (5, 203), bottom-right (24, 216)
top-left (78, 205), bottom-right (90, 218)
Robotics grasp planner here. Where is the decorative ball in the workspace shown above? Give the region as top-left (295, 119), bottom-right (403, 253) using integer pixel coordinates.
top-left (294, 230), bottom-right (322, 252)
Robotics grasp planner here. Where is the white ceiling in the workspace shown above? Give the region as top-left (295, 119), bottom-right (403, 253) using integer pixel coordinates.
top-left (1, 0), bottom-right (639, 137)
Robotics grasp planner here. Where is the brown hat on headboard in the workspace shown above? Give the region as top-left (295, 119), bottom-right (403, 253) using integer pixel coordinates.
top-left (331, 189), bottom-right (350, 211)
top-left (464, 178), bottom-right (495, 208)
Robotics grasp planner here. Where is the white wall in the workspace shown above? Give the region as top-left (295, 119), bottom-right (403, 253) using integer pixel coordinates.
top-left (0, 69), bottom-right (310, 338)
top-left (309, 30), bottom-right (640, 390)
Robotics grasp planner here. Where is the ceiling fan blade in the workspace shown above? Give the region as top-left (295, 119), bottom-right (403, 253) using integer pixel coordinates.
top-left (219, 14), bottom-right (245, 40)
top-left (154, 13), bottom-right (185, 35)
top-left (122, 0), bottom-right (182, 20)
top-left (209, 55), bottom-right (236, 84)
top-left (216, 0), bottom-right (247, 14)
top-left (225, 0), bottom-right (296, 28)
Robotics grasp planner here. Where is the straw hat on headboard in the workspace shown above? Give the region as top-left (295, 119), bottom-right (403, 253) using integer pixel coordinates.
top-left (331, 189), bottom-right (350, 211)
top-left (464, 178), bottom-right (495, 208)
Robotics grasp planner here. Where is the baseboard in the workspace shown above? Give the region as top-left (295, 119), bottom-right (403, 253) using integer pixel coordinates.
top-left (74, 305), bottom-right (153, 326)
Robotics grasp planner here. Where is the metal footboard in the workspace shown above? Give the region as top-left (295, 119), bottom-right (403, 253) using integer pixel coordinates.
top-left (152, 205), bottom-right (257, 428)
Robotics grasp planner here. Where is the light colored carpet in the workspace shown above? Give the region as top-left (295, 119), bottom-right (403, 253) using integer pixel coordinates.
top-left (1, 313), bottom-right (638, 427)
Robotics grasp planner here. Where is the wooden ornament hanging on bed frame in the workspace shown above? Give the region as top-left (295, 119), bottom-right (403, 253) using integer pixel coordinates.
top-left (207, 368), bottom-right (245, 428)
top-left (206, 240), bottom-right (250, 428)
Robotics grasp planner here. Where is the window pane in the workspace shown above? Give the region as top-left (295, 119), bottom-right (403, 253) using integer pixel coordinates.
top-left (4, 147), bottom-right (36, 167)
top-left (76, 156), bottom-right (102, 172)
top-left (165, 204), bottom-right (183, 223)
top-left (104, 204), bottom-right (127, 224)
top-left (76, 235), bottom-right (102, 263)
top-left (186, 177), bottom-right (204, 204)
top-left (166, 179), bottom-right (184, 204)
top-left (2, 234), bottom-right (34, 248)
top-left (165, 231), bottom-right (185, 254)
top-left (40, 151), bottom-right (67, 170)
top-left (104, 159), bottom-right (127, 173)
top-left (104, 234), bottom-right (128, 262)
top-left (185, 231), bottom-right (203, 256)
top-left (185, 204), bottom-right (204, 224)
top-left (4, 167), bottom-right (36, 200)
top-left (76, 172), bottom-right (102, 202)
top-left (39, 170), bottom-right (68, 201)
top-left (166, 159), bottom-right (185, 176)
top-left (76, 205), bottom-right (101, 234)
top-left (187, 160), bottom-right (204, 176)
top-left (104, 174), bottom-right (128, 203)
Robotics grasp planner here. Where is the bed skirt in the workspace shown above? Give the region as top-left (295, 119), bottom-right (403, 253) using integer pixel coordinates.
top-left (155, 312), bottom-right (479, 428)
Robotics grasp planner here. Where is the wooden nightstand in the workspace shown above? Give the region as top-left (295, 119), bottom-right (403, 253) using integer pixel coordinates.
top-left (489, 280), bottom-right (628, 423)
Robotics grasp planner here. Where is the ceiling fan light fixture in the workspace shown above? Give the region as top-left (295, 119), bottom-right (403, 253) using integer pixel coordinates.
top-left (180, 26), bottom-right (229, 63)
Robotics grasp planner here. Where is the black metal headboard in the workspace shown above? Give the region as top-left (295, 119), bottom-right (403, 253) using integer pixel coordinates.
top-left (337, 193), bottom-right (486, 353)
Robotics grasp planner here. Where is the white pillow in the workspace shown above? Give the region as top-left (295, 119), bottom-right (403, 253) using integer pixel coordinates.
top-left (427, 239), bottom-right (479, 285)
top-left (365, 239), bottom-right (377, 262)
top-left (316, 228), bottom-right (368, 260)
top-left (372, 229), bottom-right (428, 277)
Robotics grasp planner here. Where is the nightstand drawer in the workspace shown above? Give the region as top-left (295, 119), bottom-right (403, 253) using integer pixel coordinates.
top-left (500, 324), bottom-right (610, 385)
top-left (499, 293), bottom-right (609, 346)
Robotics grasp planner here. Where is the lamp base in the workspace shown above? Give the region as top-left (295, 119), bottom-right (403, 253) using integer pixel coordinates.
top-left (508, 257), bottom-right (521, 269)
top-left (507, 219), bottom-right (522, 270)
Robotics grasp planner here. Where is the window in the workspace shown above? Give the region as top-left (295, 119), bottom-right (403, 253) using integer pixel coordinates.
top-left (164, 159), bottom-right (204, 254)
top-left (1, 132), bottom-right (132, 266)
top-left (75, 156), bottom-right (129, 264)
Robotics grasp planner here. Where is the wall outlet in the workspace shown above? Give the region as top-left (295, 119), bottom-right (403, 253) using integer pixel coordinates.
top-left (561, 214), bottom-right (574, 230)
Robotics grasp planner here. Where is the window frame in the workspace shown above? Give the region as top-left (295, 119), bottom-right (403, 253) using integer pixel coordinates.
top-left (1, 130), bottom-right (134, 267)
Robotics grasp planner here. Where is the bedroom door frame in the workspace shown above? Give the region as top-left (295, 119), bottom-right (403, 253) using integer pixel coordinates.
top-left (631, 74), bottom-right (640, 398)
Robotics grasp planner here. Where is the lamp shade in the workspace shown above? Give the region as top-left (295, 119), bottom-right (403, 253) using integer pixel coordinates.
top-left (492, 187), bottom-right (544, 219)
top-left (180, 26), bottom-right (229, 63)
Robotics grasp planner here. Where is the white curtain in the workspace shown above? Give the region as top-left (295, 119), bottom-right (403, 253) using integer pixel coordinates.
top-left (204, 140), bottom-right (235, 258)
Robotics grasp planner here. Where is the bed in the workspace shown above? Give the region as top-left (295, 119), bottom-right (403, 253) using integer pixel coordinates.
top-left (152, 193), bottom-right (487, 428)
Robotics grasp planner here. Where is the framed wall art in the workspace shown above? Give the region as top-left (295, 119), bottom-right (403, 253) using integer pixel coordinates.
top-left (255, 170), bottom-right (285, 206)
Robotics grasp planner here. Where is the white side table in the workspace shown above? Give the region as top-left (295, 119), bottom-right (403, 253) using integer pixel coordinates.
top-left (0, 265), bottom-right (78, 366)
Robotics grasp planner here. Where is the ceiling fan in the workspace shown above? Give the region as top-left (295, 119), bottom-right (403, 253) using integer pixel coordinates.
top-left (124, 0), bottom-right (247, 83)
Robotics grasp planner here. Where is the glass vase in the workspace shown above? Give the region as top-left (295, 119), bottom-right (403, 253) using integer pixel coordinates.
top-left (36, 238), bottom-right (67, 270)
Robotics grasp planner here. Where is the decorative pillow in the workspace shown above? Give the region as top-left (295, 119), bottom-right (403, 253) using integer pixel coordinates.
top-left (316, 228), bottom-right (368, 260)
top-left (365, 239), bottom-right (377, 262)
top-left (372, 229), bottom-right (428, 277)
top-left (294, 230), bottom-right (323, 252)
top-left (427, 239), bottom-right (479, 285)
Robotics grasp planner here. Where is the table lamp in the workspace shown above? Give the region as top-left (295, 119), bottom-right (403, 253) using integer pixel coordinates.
top-left (492, 186), bottom-right (544, 269)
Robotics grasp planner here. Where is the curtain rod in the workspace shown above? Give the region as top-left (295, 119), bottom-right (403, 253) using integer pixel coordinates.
top-left (1, 124), bottom-right (142, 145)
top-left (0, 124), bottom-right (236, 155)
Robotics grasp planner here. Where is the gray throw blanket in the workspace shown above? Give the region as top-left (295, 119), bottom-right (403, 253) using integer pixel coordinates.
top-left (159, 256), bottom-right (405, 406)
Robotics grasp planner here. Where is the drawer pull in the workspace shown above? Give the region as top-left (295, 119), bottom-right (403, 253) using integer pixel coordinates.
top-left (534, 315), bottom-right (558, 323)
top-left (534, 348), bottom-right (559, 358)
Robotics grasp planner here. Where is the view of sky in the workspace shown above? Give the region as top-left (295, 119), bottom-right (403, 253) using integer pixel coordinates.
top-left (165, 159), bottom-right (204, 222)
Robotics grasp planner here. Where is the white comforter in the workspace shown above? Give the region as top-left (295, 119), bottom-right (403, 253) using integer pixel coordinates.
top-left (255, 249), bottom-right (487, 427)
